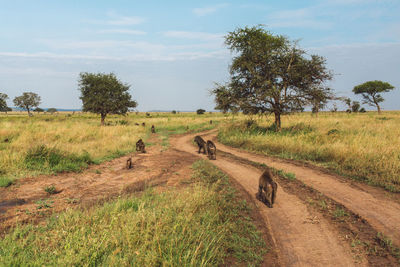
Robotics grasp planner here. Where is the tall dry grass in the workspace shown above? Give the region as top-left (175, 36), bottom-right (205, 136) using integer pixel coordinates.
top-left (0, 112), bottom-right (225, 184)
top-left (218, 111), bottom-right (400, 192)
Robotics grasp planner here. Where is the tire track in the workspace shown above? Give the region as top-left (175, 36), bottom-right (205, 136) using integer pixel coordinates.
top-left (173, 132), bottom-right (360, 267)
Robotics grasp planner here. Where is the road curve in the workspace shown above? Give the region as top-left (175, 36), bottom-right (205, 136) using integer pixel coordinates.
top-left (172, 132), bottom-right (360, 267)
top-left (201, 131), bottom-right (400, 248)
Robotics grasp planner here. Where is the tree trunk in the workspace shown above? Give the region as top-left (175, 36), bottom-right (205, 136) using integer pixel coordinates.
top-left (274, 111), bottom-right (281, 131)
top-left (376, 104), bottom-right (381, 114)
top-left (101, 113), bottom-right (106, 126)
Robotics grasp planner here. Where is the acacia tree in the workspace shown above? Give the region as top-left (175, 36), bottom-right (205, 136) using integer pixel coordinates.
top-left (13, 92), bottom-right (41, 116)
top-left (212, 26), bottom-right (332, 131)
top-left (353, 80), bottom-right (395, 113)
top-left (78, 72), bottom-right (137, 125)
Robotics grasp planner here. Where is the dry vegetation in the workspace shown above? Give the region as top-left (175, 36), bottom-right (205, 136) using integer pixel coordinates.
top-left (0, 112), bottom-right (224, 186)
top-left (218, 111), bottom-right (400, 192)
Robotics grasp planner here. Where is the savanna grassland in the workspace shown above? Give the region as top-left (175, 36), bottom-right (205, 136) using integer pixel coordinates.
top-left (218, 111), bottom-right (400, 192)
top-left (0, 160), bottom-right (266, 266)
top-left (0, 112), bottom-right (225, 187)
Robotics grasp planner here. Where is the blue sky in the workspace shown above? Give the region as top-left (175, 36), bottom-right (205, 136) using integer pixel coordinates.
top-left (1, 0), bottom-right (399, 111)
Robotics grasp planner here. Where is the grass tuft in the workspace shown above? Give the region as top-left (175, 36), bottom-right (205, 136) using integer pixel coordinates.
top-left (0, 176), bottom-right (14, 187)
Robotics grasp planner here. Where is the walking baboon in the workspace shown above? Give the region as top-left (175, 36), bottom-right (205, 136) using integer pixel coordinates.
top-left (134, 123), bottom-right (139, 126)
top-left (142, 122), bottom-right (145, 126)
top-left (194, 136), bottom-right (207, 154)
top-left (256, 169), bottom-right (278, 208)
top-left (206, 140), bottom-right (216, 160)
top-left (136, 139), bottom-right (146, 153)
top-left (151, 125), bottom-right (155, 133)
top-left (126, 156), bottom-right (133, 169)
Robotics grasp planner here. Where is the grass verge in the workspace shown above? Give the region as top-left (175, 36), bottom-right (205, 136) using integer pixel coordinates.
top-left (0, 160), bottom-right (266, 266)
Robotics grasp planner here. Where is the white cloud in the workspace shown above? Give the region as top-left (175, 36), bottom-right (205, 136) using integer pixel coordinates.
top-left (98, 29), bottom-right (146, 35)
top-left (106, 15), bottom-right (145, 25)
top-left (193, 3), bottom-right (228, 16)
top-left (267, 7), bottom-right (332, 29)
top-left (163, 31), bottom-right (223, 41)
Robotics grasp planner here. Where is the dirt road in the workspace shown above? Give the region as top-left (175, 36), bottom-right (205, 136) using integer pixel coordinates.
top-left (172, 132), bottom-right (362, 267)
top-left (199, 131), bottom-right (400, 249)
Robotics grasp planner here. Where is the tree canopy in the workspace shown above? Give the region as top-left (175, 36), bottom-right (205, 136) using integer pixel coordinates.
top-left (212, 26), bottom-right (332, 130)
top-left (196, 109), bottom-right (206, 115)
top-left (0, 93), bottom-right (9, 112)
top-left (47, 108), bottom-right (57, 114)
top-left (13, 92), bottom-right (41, 115)
top-left (353, 80), bottom-right (395, 113)
top-left (78, 72), bottom-right (137, 125)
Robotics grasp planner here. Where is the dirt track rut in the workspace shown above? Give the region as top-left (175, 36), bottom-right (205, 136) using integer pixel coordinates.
top-left (200, 131), bottom-right (400, 248)
top-left (173, 132), bottom-right (360, 267)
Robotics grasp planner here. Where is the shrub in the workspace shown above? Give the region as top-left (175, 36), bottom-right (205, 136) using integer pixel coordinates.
top-left (44, 185), bottom-right (57, 194)
top-left (0, 177), bottom-right (14, 187)
top-left (196, 109), bottom-right (205, 115)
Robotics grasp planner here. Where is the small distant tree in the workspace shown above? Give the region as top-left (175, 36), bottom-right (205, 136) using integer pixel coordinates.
top-left (341, 97), bottom-right (352, 112)
top-left (353, 80), bottom-right (395, 113)
top-left (47, 108), bottom-right (57, 114)
top-left (196, 109), bottom-right (206, 115)
top-left (34, 107), bottom-right (44, 113)
top-left (351, 101), bottom-right (360, 113)
top-left (307, 86), bottom-right (334, 116)
top-left (13, 92), bottom-right (41, 116)
top-left (78, 72), bottom-right (137, 125)
top-left (171, 110), bottom-right (177, 114)
top-left (0, 93), bottom-right (10, 113)
top-left (359, 107), bottom-right (366, 113)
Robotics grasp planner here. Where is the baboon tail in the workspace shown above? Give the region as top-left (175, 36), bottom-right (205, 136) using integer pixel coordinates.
top-left (271, 182), bottom-right (278, 204)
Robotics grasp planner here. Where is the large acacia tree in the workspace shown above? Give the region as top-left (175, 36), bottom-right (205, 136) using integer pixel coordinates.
top-left (353, 80), bottom-right (395, 113)
top-left (13, 92), bottom-right (41, 116)
top-left (78, 72), bottom-right (137, 125)
top-left (212, 26), bottom-right (332, 130)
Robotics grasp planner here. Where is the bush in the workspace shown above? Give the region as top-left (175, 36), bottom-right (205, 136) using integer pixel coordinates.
top-left (196, 109), bottom-right (205, 115)
top-left (44, 185), bottom-right (57, 194)
top-left (24, 145), bottom-right (93, 173)
top-left (359, 107), bottom-right (366, 113)
top-left (351, 101), bottom-right (360, 112)
top-left (0, 177), bottom-right (14, 187)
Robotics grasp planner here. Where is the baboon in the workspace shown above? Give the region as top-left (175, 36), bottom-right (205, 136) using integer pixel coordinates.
top-left (134, 123), bottom-right (139, 126)
top-left (256, 169), bottom-right (278, 208)
top-left (136, 139), bottom-right (146, 153)
top-left (126, 156), bottom-right (133, 169)
top-left (151, 125), bottom-right (155, 133)
top-left (194, 136), bottom-right (207, 154)
top-left (142, 122), bottom-right (145, 126)
top-left (206, 140), bottom-right (216, 160)
top-left (209, 120), bottom-right (213, 124)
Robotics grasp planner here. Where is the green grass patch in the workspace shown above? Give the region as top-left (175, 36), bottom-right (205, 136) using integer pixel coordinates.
top-left (24, 145), bottom-right (93, 173)
top-left (0, 176), bottom-right (14, 187)
top-left (0, 160), bottom-right (267, 266)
